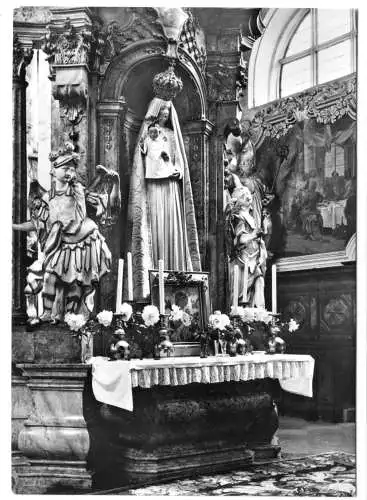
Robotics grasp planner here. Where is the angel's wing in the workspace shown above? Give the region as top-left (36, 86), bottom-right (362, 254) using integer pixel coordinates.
top-left (27, 180), bottom-right (47, 213)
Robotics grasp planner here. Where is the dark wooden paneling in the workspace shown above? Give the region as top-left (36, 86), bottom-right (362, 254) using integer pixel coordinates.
top-left (277, 264), bottom-right (356, 422)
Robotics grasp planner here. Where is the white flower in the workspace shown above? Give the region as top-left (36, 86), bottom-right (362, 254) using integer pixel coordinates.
top-left (170, 304), bottom-right (183, 322)
top-left (219, 314), bottom-right (230, 330)
top-left (241, 308), bottom-right (255, 323)
top-left (142, 305), bottom-right (160, 327)
top-left (256, 308), bottom-right (273, 325)
top-left (96, 310), bottom-right (113, 327)
top-left (64, 313), bottom-right (87, 332)
top-left (181, 311), bottom-right (192, 327)
top-left (208, 311), bottom-right (230, 330)
top-left (288, 318), bottom-right (299, 333)
top-left (119, 302), bottom-right (133, 322)
top-left (209, 310), bottom-right (222, 329)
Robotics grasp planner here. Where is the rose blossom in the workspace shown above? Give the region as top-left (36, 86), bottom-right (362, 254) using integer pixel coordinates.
top-left (219, 314), bottom-right (230, 330)
top-left (96, 310), bottom-right (114, 327)
top-left (209, 311), bottom-right (222, 329)
top-left (119, 302), bottom-right (133, 322)
top-left (288, 318), bottom-right (299, 332)
top-left (64, 313), bottom-right (87, 332)
top-left (142, 305), bottom-right (160, 326)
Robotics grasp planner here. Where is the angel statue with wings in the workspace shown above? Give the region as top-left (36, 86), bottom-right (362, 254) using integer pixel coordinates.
top-left (13, 142), bottom-right (120, 326)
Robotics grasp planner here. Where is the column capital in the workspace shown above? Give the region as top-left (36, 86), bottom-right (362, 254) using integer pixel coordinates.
top-left (97, 98), bottom-right (128, 117)
top-left (182, 118), bottom-right (215, 137)
top-left (13, 32), bottom-right (34, 82)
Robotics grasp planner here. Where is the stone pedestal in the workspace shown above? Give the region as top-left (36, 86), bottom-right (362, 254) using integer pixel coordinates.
top-left (14, 364), bottom-right (94, 494)
top-left (91, 379), bottom-right (281, 490)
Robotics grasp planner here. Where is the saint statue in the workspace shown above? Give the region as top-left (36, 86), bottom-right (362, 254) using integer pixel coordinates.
top-left (225, 181), bottom-right (267, 308)
top-left (13, 142), bottom-right (120, 325)
top-left (127, 64), bottom-right (201, 300)
top-left (224, 118), bottom-right (272, 308)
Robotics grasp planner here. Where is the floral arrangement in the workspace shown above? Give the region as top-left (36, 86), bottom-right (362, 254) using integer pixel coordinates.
top-left (229, 306), bottom-right (300, 353)
top-left (63, 304), bottom-right (163, 362)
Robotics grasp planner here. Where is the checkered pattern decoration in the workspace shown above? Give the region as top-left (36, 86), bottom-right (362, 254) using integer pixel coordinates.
top-left (179, 15), bottom-right (206, 72)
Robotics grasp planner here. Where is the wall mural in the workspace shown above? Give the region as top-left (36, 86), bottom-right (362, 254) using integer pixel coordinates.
top-left (246, 75), bottom-right (357, 259)
top-left (275, 117), bottom-right (356, 257)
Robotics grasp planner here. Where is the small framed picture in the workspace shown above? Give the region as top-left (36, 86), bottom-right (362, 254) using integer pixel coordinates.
top-left (149, 270), bottom-right (211, 349)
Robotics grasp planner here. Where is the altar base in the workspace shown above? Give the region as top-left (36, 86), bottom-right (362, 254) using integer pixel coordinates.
top-left (91, 380), bottom-right (281, 490)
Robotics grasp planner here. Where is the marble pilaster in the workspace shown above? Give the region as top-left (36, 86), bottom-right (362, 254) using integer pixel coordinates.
top-left (12, 34), bottom-right (33, 323)
top-left (183, 119), bottom-right (214, 266)
top-left (96, 99), bottom-right (128, 309)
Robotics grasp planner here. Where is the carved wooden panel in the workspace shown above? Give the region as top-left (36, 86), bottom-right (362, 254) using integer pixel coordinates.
top-left (278, 264), bottom-right (356, 422)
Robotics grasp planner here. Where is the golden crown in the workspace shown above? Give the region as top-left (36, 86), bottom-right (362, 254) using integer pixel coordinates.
top-left (152, 65), bottom-right (183, 101)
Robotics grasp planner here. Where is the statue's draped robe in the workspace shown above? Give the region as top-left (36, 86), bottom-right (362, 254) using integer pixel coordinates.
top-left (229, 209), bottom-right (267, 308)
top-left (127, 98), bottom-right (201, 300)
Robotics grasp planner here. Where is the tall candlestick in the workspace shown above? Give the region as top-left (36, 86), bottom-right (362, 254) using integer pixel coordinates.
top-left (127, 252), bottom-right (133, 301)
top-left (115, 258), bottom-right (124, 313)
top-left (158, 259), bottom-right (165, 315)
top-left (272, 263), bottom-right (277, 314)
top-left (37, 243), bottom-right (44, 317)
top-left (233, 264), bottom-right (239, 314)
top-left (242, 260), bottom-right (248, 304)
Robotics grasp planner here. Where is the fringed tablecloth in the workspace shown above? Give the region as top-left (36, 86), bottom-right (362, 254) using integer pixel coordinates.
top-left (91, 354), bottom-right (315, 411)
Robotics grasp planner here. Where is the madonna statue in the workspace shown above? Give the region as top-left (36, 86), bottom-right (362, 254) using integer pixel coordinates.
top-left (127, 65), bottom-right (201, 300)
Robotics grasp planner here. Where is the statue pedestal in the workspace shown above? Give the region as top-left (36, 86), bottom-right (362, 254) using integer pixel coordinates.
top-left (14, 363), bottom-right (94, 494)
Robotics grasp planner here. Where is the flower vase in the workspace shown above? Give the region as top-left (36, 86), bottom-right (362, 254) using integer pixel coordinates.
top-left (200, 334), bottom-right (208, 358)
top-left (81, 332), bottom-right (93, 363)
top-left (266, 335), bottom-right (277, 355)
top-left (159, 334), bottom-right (174, 358)
top-left (228, 340), bottom-right (237, 357)
top-left (153, 333), bottom-right (161, 360)
top-left (218, 338), bottom-right (228, 356)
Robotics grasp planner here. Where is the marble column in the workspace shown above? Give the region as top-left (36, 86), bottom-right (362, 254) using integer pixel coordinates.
top-left (12, 37), bottom-right (33, 323)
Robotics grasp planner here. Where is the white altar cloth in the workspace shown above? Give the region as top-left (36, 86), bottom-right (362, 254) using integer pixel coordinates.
top-left (91, 354), bottom-right (315, 411)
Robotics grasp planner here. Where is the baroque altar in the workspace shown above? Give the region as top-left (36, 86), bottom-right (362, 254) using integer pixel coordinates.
top-left (15, 354), bottom-right (314, 492)
top-left (10, 6), bottom-right (332, 495)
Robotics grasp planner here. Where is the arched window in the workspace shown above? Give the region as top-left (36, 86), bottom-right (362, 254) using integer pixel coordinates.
top-left (280, 9), bottom-right (357, 97)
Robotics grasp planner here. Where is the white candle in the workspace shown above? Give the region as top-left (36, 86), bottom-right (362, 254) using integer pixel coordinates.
top-left (37, 243), bottom-right (44, 317)
top-left (158, 259), bottom-right (165, 315)
top-left (233, 264), bottom-right (239, 314)
top-left (115, 258), bottom-right (124, 313)
top-left (127, 252), bottom-right (133, 301)
top-left (272, 263), bottom-right (277, 314)
top-left (242, 260), bottom-right (248, 304)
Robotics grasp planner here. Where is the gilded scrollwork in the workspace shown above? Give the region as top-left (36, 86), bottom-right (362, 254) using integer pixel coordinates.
top-left (249, 75), bottom-right (356, 144)
top-left (103, 10), bottom-right (165, 60)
